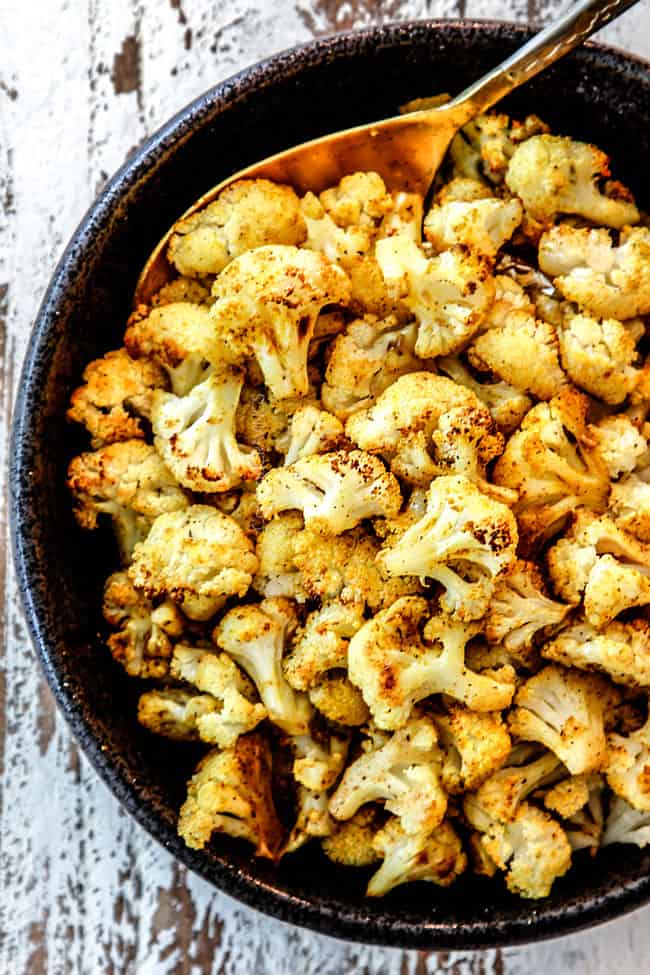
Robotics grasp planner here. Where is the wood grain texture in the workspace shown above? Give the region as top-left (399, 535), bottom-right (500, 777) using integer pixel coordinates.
top-left (1, 1), bottom-right (650, 971)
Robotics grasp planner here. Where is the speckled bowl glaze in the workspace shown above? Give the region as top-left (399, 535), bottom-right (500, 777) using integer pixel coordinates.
top-left (11, 20), bottom-right (650, 949)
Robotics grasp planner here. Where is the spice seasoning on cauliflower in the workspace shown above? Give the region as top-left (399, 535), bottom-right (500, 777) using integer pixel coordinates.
top-left (67, 110), bottom-right (650, 902)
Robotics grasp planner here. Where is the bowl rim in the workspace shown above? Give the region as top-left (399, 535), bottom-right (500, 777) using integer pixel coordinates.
top-left (10, 18), bottom-right (650, 950)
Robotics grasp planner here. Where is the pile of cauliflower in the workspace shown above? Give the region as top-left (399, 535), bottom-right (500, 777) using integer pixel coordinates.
top-left (67, 107), bottom-right (650, 902)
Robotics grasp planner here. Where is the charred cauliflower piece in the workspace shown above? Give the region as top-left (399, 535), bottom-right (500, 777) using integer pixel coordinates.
top-left (542, 618), bottom-right (650, 689)
top-left (505, 135), bottom-right (639, 229)
top-left (485, 560), bottom-right (572, 653)
top-left (103, 570), bottom-right (184, 678)
top-left (508, 665), bottom-right (611, 774)
top-left (375, 236), bottom-right (495, 358)
top-left (68, 440), bottom-right (189, 562)
top-left (539, 225), bottom-right (650, 320)
top-left (493, 388), bottom-right (609, 551)
top-left (152, 363), bottom-right (262, 493)
top-left (167, 178), bottom-right (306, 277)
top-left (377, 475), bottom-right (518, 620)
top-left (435, 705), bottom-right (511, 794)
top-left (67, 348), bottom-right (166, 448)
top-left (215, 597), bottom-right (312, 735)
top-left (257, 449), bottom-right (401, 535)
top-left (177, 734), bottom-right (283, 857)
top-left (210, 245), bottom-right (350, 399)
top-left (558, 312), bottom-right (641, 405)
top-left (329, 716), bottom-right (447, 834)
top-left (437, 355), bottom-right (532, 434)
top-left (128, 505), bottom-right (258, 621)
top-left (423, 197), bottom-right (522, 257)
top-left (607, 714), bottom-right (650, 811)
top-left (276, 404), bottom-right (345, 465)
top-left (367, 818), bottom-right (467, 896)
top-left (348, 597), bottom-right (515, 730)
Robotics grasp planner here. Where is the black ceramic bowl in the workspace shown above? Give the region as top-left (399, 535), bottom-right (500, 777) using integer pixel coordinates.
top-left (11, 20), bottom-right (650, 949)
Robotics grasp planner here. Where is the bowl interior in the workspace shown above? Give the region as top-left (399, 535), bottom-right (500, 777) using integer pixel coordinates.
top-left (11, 21), bottom-right (650, 948)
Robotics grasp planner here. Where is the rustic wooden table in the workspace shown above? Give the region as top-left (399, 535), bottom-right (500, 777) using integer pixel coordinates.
top-left (2, 1), bottom-right (650, 972)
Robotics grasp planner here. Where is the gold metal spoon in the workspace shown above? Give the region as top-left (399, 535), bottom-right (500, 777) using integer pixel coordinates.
top-left (135, 0), bottom-right (640, 305)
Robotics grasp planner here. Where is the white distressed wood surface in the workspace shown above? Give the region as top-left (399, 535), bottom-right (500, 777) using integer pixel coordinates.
top-left (2, 1), bottom-right (650, 971)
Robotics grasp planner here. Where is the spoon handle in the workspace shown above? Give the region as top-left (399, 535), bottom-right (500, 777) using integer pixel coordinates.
top-left (448, 0), bottom-right (642, 120)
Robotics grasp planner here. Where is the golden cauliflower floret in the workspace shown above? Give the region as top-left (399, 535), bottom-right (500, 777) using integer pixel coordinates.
top-left (607, 713), bottom-right (650, 812)
top-left (321, 807), bottom-right (383, 867)
top-left (435, 706), bottom-right (511, 794)
top-left (347, 598), bottom-right (515, 730)
top-left (137, 687), bottom-right (222, 740)
top-left (508, 665), bottom-right (611, 774)
top-left (467, 747), bottom-right (563, 827)
top-left (276, 404), bottom-right (345, 465)
top-left (424, 197), bottom-right (522, 257)
top-left (547, 511), bottom-right (650, 628)
top-left (167, 178), bottom-right (306, 277)
top-left (257, 449), bottom-right (401, 535)
top-left (150, 276), bottom-right (212, 306)
top-left (170, 645), bottom-right (267, 746)
top-left (505, 134), bottom-right (639, 229)
top-left (152, 363), bottom-right (262, 493)
top-left (591, 415), bottom-right (647, 480)
top-left (67, 440), bottom-right (189, 562)
top-left (290, 728), bottom-right (349, 793)
top-left (308, 675), bottom-right (370, 727)
top-left (292, 526), bottom-right (421, 612)
top-left (103, 570), bottom-right (184, 678)
top-left (539, 225), bottom-right (650, 321)
top-left (215, 597), bottom-right (312, 735)
top-left (449, 111), bottom-right (550, 185)
top-left (128, 505), bottom-right (258, 621)
top-left (376, 475), bottom-right (518, 621)
top-left (329, 716), bottom-right (447, 835)
top-left (543, 773), bottom-right (594, 819)
top-left (253, 512), bottom-right (305, 600)
top-left (375, 236), bottom-right (495, 357)
top-left (558, 312), bottom-right (640, 405)
top-left (434, 176), bottom-right (494, 205)
top-left (210, 245), bottom-right (350, 399)
top-left (542, 618), bottom-right (650, 689)
top-left (300, 172), bottom-right (394, 265)
top-left (485, 560), bottom-right (572, 653)
top-left (236, 384), bottom-right (317, 455)
top-left (493, 388), bottom-right (609, 551)
top-left (283, 601), bottom-right (365, 691)
top-left (177, 734), bottom-right (283, 857)
top-left (367, 818), bottom-right (467, 897)
top-left (321, 314), bottom-right (423, 420)
top-left (611, 475), bottom-right (650, 542)
top-left (603, 795), bottom-right (650, 848)
top-left (125, 302), bottom-right (223, 396)
top-left (468, 310), bottom-right (566, 402)
top-left (67, 348), bottom-right (166, 448)
top-left (437, 355), bottom-right (532, 434)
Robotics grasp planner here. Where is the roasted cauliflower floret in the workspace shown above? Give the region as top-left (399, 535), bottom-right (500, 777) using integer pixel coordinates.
top-left (308, 674), bottom-right (370, 727)
top-left (508, 666), bottom-right (610, 774)
top-left (152, 364), bottom-right (262, 493)
top-left (276, 404), bottom-right (345, 465)
top-left (177, 735), bottom-right (283, 857)
top-left (253, 513), bottom-right (305, 600)
top-left (547, 511), bottom-right (650, 628)
top-left (283, 787), bottom-right (335, 855)
top-left (449, 111), bottom-right (550, 185)
top-left (603, 795), bottom-right (650, 848)
top-left (375, 236), bottom-right (495, 357)
top-left (235, 383), bottom-right (318, 454)
top-left (125, 302), bottom-right (223, 396)
top-left (424, 197), bottom-right (522, 257)
top-left (329, 716), bottom-right (447, 834)
top-left (611, 475), bottom-right (650, 542)
top-left (102, 570), bottom-right (184, 678)
top-left (505, 135), bottom-right (639, 228)
top-left (543, 772), bottom-right (594, 819)
top-left (468, 747), bottom-right (564, 826)
top-left (321, 314), bottom-right (423, 420)
top-left (437, 355), bottom-right (532, 434)
top-left (290, 728), bottom-right (349, 793)
top-left (151, 276), bottom-right (212, 307)
top-left (435, 706), bottom-right (511, 794)
top-left (493, 388), bottom-right (609, 551)
top-left (68, 440), bottom-right (189, 562)
top-left (210, 245), bottom-right (350, 399)
top-left (591, 415), bottom-right (647, 480)
top-left (377, 475), bottom-right (518, 620)
top-left (67, 348), bottom-right (166, 448)
top-left (321, 807), bottom-right (383, 867)
top-left (542, 618), bottom-right (650, 689)
top-left (485, 560), bottom-right (572, 653)
top-left (558, 312), bottom-right (640, 405)
top-left (367, 818), bottom-right (467, 897)
top-left (128, 505), bottom-right (257, 621)
top-left (606, 714), bottom-right (650, 811)
top-left (468, 310), bottom-right (566, 401)
top-left (257, 449), bottom-right (401, 535)
top-left (539, 225), bottom-right (650, 320)
top-left (283, 601), bottom-right (365, 690)
top-left (170, 645), bottom-right (267, 746)
top-left (348, 598), bottom-right (515, 730)
top-left (292, 526), bottom-right (421, 611)
top-left (215, 597), bottom-right (311, 735)
top-left (137, 687), bottom-right (221, 741)
top-left (167, 178), bottom-right (306, 277)
top-left (300, 172), bottom-right (393, 263)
